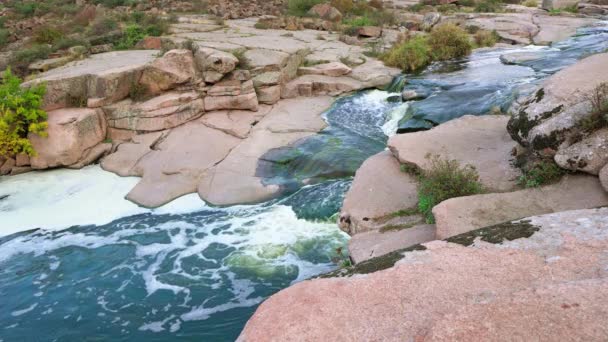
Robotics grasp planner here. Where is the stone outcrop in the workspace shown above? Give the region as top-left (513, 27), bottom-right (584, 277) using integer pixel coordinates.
top-left (308, 3), bottom-right (342, 22)
top-left (508, 53), bottom-right (608, 152)
top-left (554, 128), bottom-right (608, 175)
top-left (29, 108), bottom-right (107, 169)
top-left (421, 12), bottom-right (441, 31)
top-left (194, 47), bottom-right (238, 83)
top-left (389, 115), bottom-right (521, 192)
top-left (104, 92), bottom-right (204, 131)
top-left (205, 80), bottom-right (259, 111)
top-left (432, 174), bottom-right (608, 239)
top-left (466, 13), bottom-right (539, 45)
top-left (339, 151), bottom-right (422, 235)
top-left (23, 50), bottom-right (157, 111)
top-left (542, 0), bottom-right (579, 10)
top-left (139, 49), bottom-right (197, 95)
top-left (239, 208), bottom-right (608, 341)
top-left (298, 62), bottom-right (352, 77)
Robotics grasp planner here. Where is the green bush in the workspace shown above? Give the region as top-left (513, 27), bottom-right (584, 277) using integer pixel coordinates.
top-left (12, 1), bottom-right (39, 17)
top-left (114, 24), bottom-right (146, 49)
top-left (517, 160), bottom-right (564, 188)
top-left (287, 0), bottom-right (324, 16)
top-left (0, 69), bottom-right (47, 157)
top-left (474, 29), bottom-right (499, 47)
top-left (33, 26), bottom-right (64, 44)
top-left (53, 36), bottom-right (90, 51)
top-left (428, 23), bottom-right (472, 60)
top-left (13, 45), bottom-right (52, 64)
top-left (381, 35), bottom-right (431, 72)
top-left (475, 0), bottom-right (503, 12)
top-left (523, 0), bottom-right (538, 7)
top-left (417, 156), bottom-right (484, 223)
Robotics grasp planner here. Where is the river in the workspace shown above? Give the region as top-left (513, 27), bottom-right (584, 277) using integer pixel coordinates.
top-left (0, 22), bottom-right (606, 341)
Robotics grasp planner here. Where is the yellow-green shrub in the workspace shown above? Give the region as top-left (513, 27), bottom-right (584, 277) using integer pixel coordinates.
top-left (0, 69), bottom-right (47, 157)
top-left (428, 23), bottom-right (472, 60)
top-left (474, 29), bottom-right (499, 47)
top-left (381, 35), bottom-right (432, 72)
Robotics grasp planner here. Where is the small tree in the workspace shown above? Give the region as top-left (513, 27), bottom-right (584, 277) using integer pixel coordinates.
top-left (0, 69), bottom-right (47, 158)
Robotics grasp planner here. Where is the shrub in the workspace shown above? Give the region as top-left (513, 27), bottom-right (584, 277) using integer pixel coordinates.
top-left (428, 23), bottom-right (472, 60)
top-left (417, 156), bottom-right (484, 223)
top-left (475, 0), bottom-right (503, 12)
top-left (0, 69), bottom-right (47, 158)
top-left (579, 82), bottom-right (608, 132)
top-left (12, 1), bottom-right (39, 18)
top-left (87, 17), bottom-right (119, 37)
top-left (458, 0), bottom-right (477, 6)
top-left (381, 35), bottom-right (431, 72)
top-left (33, 26), bottom-right (64, 44)
top-left (13, 45), bottom-right (52, 64)
top-left (474, 29), bottom-right (499, 47)
top-left (517, 160), bottom-right (564, 188)
top-left (53, 37), bottom-right (90, 51)
top-left (342, 16), bottom-right (374, 27)
top-left (114, 24), bottom-right (146, 49)
top-left (523, 0), bottom-right (538, 7)
top-left (287, 0), bottom-right (324, 16)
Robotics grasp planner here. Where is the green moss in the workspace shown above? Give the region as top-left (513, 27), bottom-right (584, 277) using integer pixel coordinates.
top-left (321, 219), bottom-right (541, 278)
top-left (517, 159), bottom-right (565, 188)
top-left (446, 220), bottom-right (539, 246)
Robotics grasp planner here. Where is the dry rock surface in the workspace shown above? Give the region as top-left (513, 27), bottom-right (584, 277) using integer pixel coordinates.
top-left (389, 115), bottom-right (521, 192)
top-left (239, 208), bottom-right (608, 341)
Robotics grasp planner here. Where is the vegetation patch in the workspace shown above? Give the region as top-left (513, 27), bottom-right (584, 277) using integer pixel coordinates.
top-left (287, 0), bottom-right (324, 17)
top-left (579, 82), bottom-right (608, 133)
top-left (427, 23), bottom-right (472, 60)
top-left (417, 155), bottom-right (484, 223)
top-left (474, 29), bottom-right (500, 47)
top-left (517, 159), bottom-right (565, 188)
top-left (0, 69), bottom-right (47, 158)
top-left (380, 35), bottom-right (432, 72)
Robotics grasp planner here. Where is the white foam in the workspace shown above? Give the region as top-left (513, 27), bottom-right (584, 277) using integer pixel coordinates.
top-left (11, 303), bottom-right (38, 317)
top-left (382, 103), bottom-right (409, 137)
top-left (0, 166), bottom-right (208, 237)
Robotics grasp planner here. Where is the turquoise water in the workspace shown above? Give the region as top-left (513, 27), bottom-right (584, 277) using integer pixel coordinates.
top-left (1, 21), bottom-right (607, 341)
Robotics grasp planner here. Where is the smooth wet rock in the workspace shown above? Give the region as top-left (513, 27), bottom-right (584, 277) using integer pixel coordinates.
top-left (140, 49), bottom-right (196, 95)
top-left (339, 151), bottom-right (421, 235)
top-left (348, 224), bottom-right (436, 264)
top-left (104, 92), bottom-right (204, 131)
top-left (401, 89), bottom-right (427, 101)
top-left (239, 208), bottom-right (608, 342)
top-left (29, 108), bottom-right (106, 169)
top-left (554, 128), bottom-right (608, 175)
top-left (508, 53), bottom-right (608, 152)
top-left (298, 62), bottom-right (352, 77)
top-left (198, 97), bottom-right (332, 206)
top-left (499, 51), bottom-right (544, 65)
top-left (433, 174), bottom-right (608, 239)
top-left (389, 115), bottom-right (521, 192)
top-left (24, 50), bottom-right (157, 110)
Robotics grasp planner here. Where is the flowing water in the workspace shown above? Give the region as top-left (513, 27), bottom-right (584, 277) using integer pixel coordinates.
top-left (1, 22), bottom-right (607, 341)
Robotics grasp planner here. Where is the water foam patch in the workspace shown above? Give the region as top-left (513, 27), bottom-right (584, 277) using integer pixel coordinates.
top-left (0, 166), bottom-right (207, 237)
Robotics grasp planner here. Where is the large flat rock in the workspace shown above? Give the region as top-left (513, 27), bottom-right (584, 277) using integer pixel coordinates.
top-left (25, 51), bottom-right (158, 110)
top-left (198, 97), bottom-right (332, 205)
top-left (533, 14), bottom-right (598, 45)
top-left (339, 151), bottom-right (421, 235)
top-left (388, 115), bottom-right (521, 192)
top-left (239, 208), bottom-right (608, 341)
top-left (433, 174), bottom-right (608, 239)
